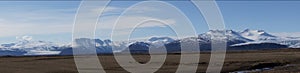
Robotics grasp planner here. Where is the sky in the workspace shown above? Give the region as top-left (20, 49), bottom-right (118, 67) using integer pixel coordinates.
top-left (0, 1), bottom-right (300, 43)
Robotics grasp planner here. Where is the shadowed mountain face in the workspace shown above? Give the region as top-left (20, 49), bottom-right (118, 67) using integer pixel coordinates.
top-left (128, 42), bottom-right (150, 53)
top-left (229, 43), bottom-right (288, 50)
top-left (0, 29), bottom-right (298, 56)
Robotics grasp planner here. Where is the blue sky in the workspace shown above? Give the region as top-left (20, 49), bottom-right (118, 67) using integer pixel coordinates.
top-left (0, 1), bottom-right (300, 43)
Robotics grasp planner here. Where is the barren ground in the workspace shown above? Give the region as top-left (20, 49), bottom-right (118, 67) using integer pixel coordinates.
top-left (1, 49), bottom-right (300, 73)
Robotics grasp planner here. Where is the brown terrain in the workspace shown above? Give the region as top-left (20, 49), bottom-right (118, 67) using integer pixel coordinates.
top-left (1, 49), bottom-right (300, 73)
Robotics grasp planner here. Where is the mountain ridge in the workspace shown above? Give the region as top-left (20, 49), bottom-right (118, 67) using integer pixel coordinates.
top-left (0, 29), bottom-right (299, 56)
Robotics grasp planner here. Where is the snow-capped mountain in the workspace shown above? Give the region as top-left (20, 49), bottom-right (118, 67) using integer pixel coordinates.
top-left (0, 36), bottom-right (62, 56)
top-left (60, 38), bottom-right (115, 55)
top-left (234, 29), bottom-right (300, 48)
top-left (2, 29), bottom-right (300, 56)
top-left (199, 30), bottom-right (253, 45)
top-left (124, 29), bottom-right (291, 53)
top-left (148, 37), bottom-right (175, 43)
top-left (146, 37), bottom-right (175, 47)
top-left (203, 30), bottom-right (252, 41)
top-left (240, 29), bottom-right (279, 41)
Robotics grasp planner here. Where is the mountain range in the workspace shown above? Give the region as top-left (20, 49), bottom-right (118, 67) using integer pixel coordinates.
top-left (1, 29), bottom-right (299, 56)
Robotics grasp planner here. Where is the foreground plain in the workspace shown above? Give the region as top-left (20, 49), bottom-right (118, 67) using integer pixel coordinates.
top-left (0, 49), bottom-right (300, 73)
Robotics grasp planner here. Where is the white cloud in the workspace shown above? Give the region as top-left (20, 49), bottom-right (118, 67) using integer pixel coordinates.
top-left (0, 18), bottom-right (5, 22)
top-left (97, 15), bottom-right (176, 29)
top-left (77, 4), bottom-right (179, 39)
top-left (0, 4), bottom-right (75, 37)
top-left (272, 32), bottom-right (300, 37)
top-left (0, 24), bottom-right (72, 37)
top-left (92, 6), bottom-right (160, 15)
top-left (16, 35), bottom-right (33, 41)
top-left (0, 1), bottom-right (193, 41)
top-left (93, 1), bottom-right (197, 40)
top-left (92, 6), bottom-right (121, 13)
